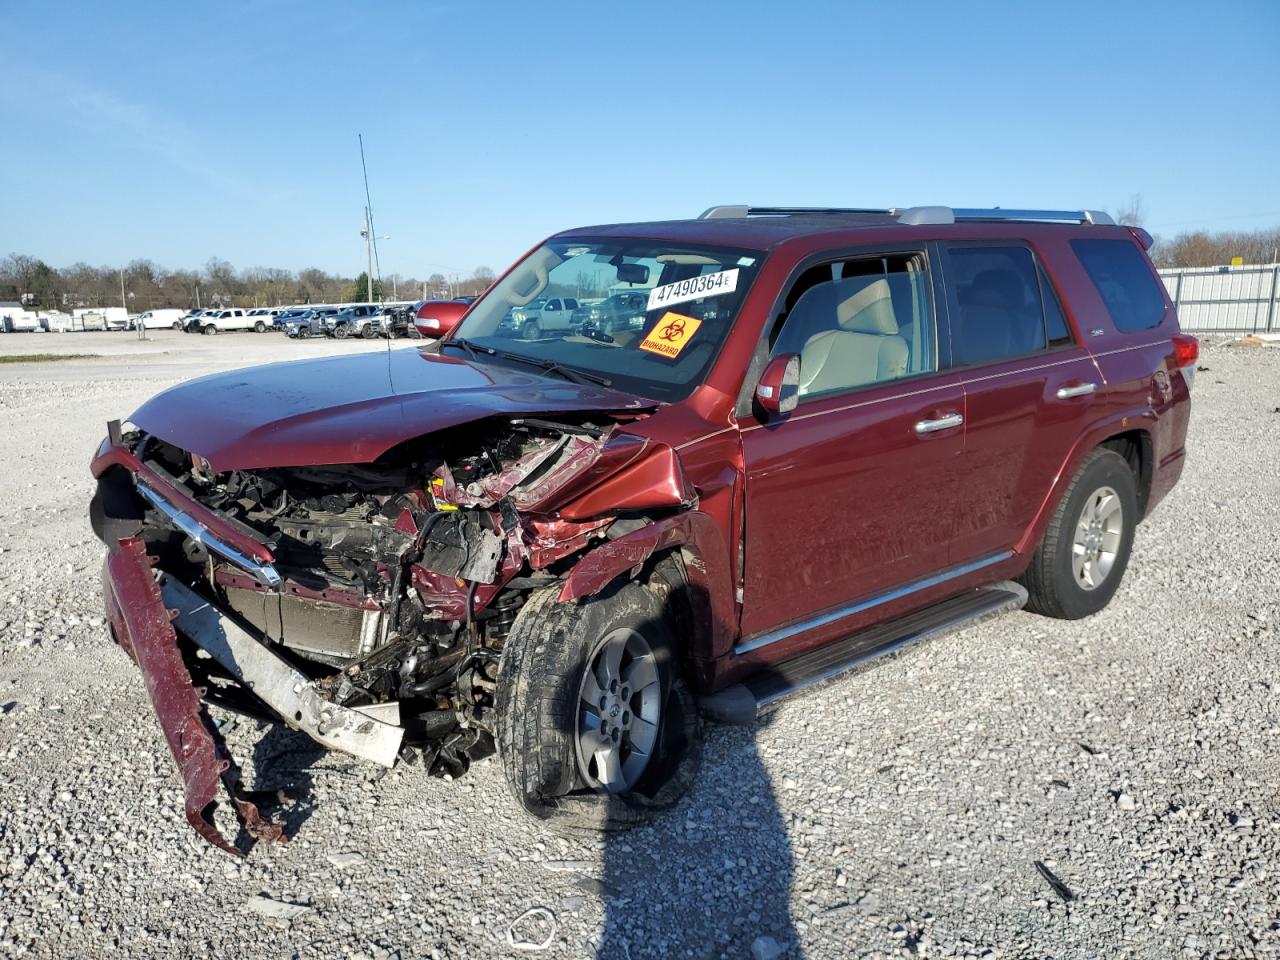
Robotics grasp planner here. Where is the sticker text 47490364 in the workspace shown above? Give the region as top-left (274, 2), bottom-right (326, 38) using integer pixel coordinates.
top-left (646, 268), bottom-right (739, 312)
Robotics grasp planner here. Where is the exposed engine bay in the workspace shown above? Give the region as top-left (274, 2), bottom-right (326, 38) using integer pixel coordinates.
top-left (94, 413), bottom-right (690, 785)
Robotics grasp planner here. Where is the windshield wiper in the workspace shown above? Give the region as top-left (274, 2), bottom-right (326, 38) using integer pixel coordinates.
top-left (439, 337), bottom-right (491, 360)
top-left (497, 353), bottom-right (613, 387)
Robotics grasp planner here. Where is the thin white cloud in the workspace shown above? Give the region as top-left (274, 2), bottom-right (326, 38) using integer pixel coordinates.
top-left (1, 63), bottom-right (250, 197)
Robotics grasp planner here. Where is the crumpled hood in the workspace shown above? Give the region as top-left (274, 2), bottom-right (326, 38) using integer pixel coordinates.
top-left (130, 348), bottom-right (653, 471)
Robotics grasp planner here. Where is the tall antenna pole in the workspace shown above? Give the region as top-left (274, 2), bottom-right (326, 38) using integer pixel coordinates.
top-left (358, 134), bottom-right (381, 303)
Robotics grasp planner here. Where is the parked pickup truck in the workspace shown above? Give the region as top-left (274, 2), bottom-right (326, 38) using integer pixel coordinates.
top-left (90, 201), bottom-right (1193, 852)
top-left (328, 304), bottom-right (382, 339)
top-left (507, 296), bottom-right (581, 338)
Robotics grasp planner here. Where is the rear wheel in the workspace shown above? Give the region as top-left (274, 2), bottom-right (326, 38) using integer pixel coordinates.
top-left (1019, 448), bottom-right (1137, 619)
top-left (253, 320), bottom-right (266, 333)
top-left (496, 581), bottom-right (701, 831)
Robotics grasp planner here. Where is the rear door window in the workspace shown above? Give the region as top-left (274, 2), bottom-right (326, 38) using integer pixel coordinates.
top-left (944, 245), bottom-right (1050, 365)
top-left (1070, 238), bottom-right (1166, 331)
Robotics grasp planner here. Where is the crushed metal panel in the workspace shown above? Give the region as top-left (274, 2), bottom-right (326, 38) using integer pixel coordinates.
top-left (106, 538), bottom-right (285, 856)
top-left (160, 575), bottom-right (405, 767)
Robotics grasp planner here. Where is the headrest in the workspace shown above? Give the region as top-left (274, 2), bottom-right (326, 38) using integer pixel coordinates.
top-left (837, 278), bottom-right (897, 334)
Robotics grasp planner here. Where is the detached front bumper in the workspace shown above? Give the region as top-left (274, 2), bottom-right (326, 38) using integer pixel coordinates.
top-left (102, 537), bottom-right (405, 854)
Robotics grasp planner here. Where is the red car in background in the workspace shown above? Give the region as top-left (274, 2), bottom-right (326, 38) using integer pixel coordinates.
top-left (91, 204), bottom-right (1193, 851)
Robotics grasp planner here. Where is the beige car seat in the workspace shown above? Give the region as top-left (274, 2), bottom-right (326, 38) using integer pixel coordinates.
top-left (799, 278), bottom-right (909, 395)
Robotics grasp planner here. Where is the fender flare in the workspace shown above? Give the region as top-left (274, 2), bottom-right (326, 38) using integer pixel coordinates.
top-left (1015, 407), bottom-right (1157, 556)
top-left (558, 511), bottom-right (736, 663)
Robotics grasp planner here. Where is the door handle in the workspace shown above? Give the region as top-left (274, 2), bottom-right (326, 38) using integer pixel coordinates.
top-left (1056, 382), bottom-right (1097, 400)
top-left (914, 412), bottom-right (964, 434)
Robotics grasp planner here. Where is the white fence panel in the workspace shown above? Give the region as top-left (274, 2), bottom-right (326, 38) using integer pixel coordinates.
top-left (1159, 263), bottom-right (1280, 334)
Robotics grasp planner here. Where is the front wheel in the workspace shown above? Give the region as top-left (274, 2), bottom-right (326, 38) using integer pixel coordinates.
top-left (333, 324), bottom-right (349, 340)
top-left (1019, 448), bottom-right (1137, 619)
top-left (521, 319), bottom-right (541, 340)
top-left (202, 324), bottom-right (217, 336)
top-left (496, 582), bottom-right (701, 831)
top-left (361, 323), bottom-right (377, 339)
top-left (171, 321), bottom-right (182, 330)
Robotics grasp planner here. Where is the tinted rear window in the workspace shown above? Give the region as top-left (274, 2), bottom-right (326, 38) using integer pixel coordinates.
top-left (1070, 239), bottom-right (1166, 332)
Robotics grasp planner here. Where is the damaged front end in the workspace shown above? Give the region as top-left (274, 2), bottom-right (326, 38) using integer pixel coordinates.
top-left (91, 414), bottom-right (693, 852)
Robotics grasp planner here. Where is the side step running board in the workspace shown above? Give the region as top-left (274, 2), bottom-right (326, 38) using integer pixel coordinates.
top-left (700, 582), bottom-right (1028, 725)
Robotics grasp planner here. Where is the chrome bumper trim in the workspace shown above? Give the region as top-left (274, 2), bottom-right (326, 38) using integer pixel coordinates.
top-left (136, 480), bottom-right (282, 588)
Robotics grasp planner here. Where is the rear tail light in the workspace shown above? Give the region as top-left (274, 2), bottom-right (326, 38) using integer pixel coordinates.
top-left (1172, 333), bottom-right (1199, 389)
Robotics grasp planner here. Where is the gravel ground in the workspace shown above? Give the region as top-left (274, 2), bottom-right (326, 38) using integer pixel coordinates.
top-left (0, 333), bottom-right (1277, 960)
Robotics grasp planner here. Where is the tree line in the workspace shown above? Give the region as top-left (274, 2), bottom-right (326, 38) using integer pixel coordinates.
top-left (0, 254), bottom-right (498, 311)
top-left (4, 224), bottom-right (1279, 312)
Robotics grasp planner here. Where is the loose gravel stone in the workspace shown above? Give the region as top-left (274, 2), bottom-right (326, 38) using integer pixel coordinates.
top-left (0, 335), bottom-right (1277, 959)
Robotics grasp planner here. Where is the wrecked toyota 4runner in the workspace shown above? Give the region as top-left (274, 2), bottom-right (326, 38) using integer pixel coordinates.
top-left (92, 205), bottom-right (1192, 853)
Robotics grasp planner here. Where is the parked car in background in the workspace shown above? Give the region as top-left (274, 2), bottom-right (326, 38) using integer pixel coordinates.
top-left (506, 296), bottom-right (581, 338)
top-left (574, 291), bottom-right (650, 336)
top-left (272, 307), bottom-right (310, 330)
top-left (242, 308), bottom-right (280, 332)
top-left (284, 306), bottom-right (341, 338)
top-left (196, 309), bottom-right (247, 335)
top-left (181, 309), bottom-right (211, 332)
top-left (328, 304), bottom-right (381, 339)
top-left (133, 308), bottom-right (186, 330)
top-left (378, 304), bottom-right (419, 339)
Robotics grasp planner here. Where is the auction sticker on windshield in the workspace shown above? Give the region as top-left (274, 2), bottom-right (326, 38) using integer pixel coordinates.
top-left (639, 311), bottom-right (702, 359)
top-left (646, 268), bottom-right (739, 312)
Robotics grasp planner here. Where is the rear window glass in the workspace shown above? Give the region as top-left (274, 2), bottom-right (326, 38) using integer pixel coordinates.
top-left (1070, 239), bottom-right (1166, 331)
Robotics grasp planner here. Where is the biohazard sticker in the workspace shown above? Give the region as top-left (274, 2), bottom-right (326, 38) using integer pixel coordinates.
top-left (639, 311), bottom-right (702, 359)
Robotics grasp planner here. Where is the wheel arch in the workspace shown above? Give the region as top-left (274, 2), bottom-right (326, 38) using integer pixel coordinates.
top-left (557, 511), bottom-right (736, 685)
top-left (1016, 411), bottom-right (1156, 557)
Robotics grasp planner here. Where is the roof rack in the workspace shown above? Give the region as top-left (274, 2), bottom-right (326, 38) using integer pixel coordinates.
top-left (698, 205), bottom-right (894, 219)
top-left (698, 205), bottom-right (1115, 226)
top-left (897, 206), bottom-right (1115, 226)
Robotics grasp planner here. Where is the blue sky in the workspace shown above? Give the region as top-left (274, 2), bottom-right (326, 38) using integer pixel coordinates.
top-left (1, 0), bottom-right (1277, 279)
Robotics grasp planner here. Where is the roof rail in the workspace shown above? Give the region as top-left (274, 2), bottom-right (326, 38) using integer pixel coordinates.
top-left (896, 206), bottom-right (1115, 226)
top-left (699, 205), bottom-right (894, 220)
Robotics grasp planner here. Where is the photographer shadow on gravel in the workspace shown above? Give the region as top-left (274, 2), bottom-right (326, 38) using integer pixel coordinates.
top-left (238, 721), bottom-right (328, 844)
top-left (534, 577), bottom-right (800, 959)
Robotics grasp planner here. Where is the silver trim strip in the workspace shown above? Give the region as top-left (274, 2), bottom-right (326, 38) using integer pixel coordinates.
top-left (136, 481), bottom-right (282, 588)
top-left (734, 550), bottom-right (1013, 655)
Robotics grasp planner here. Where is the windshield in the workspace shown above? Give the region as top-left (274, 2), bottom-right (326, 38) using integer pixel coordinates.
top-left (450, 237), bottom-right (761, 402)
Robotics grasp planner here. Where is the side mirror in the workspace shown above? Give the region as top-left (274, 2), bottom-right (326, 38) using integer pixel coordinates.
top-left (414, 300), bottom-right (469, 338)
top-left (755, 353), bottom-right (800, 416)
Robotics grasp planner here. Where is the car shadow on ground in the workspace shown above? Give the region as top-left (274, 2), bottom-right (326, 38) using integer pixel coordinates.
top-left (237, 722), bottom-right (329, 843)
top-left (598, 717), bottom-right (798, 959)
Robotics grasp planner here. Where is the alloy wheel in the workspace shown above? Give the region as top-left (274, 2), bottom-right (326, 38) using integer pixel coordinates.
top-left (575, 628), bottom-right (663, 793)
top-left (1072, 485), bottom-right (1123, 590)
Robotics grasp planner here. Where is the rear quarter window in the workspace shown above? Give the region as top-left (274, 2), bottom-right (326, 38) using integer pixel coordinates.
top-left (1070, 238), bottom-right (1166, 332)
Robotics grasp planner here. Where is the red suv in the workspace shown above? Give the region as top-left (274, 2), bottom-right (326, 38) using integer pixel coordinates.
top-left (90, 204), bottom-right (1194, 850)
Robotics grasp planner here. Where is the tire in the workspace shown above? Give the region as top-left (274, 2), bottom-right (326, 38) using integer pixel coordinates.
top-left (171, 321), bottom-right (182, 330)
top-left (1019, 448), bottom-right (1137, 619)
top-left (202, 324), bottom-right (217, 336)
top-left (521, 319), bottom-right (541, 340)
top-left (360, 323), bottom-right (376, 339)
top-left (496, 581), bottom-right (702, 832)
top-left (253, 320), bottom-right (266, 333)
top-left (334, 324), bottom-right (349, 340)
